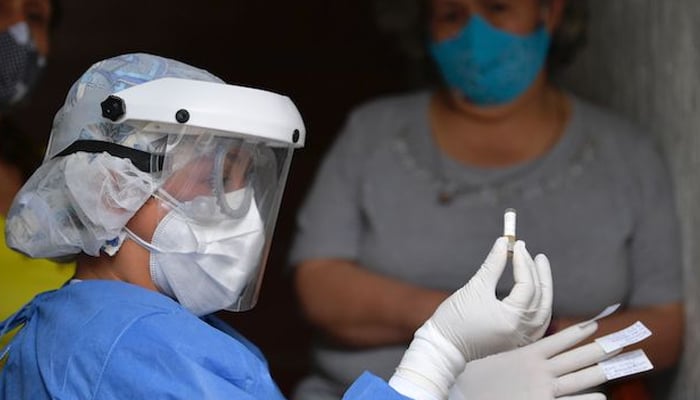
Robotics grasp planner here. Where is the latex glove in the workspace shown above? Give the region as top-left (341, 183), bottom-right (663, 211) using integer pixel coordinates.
top-left (389, 237), bottom-right (552, 400)
top-left (449, 322), bottom-right (614, 400)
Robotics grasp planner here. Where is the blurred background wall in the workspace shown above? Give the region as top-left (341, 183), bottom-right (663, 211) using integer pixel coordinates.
top-left (559, 2), bottom-right (700, 399)
top-left (9, 0), bottom-right (700, 397)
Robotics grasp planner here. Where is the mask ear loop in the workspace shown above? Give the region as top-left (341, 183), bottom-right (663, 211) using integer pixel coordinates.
top-left (213, 141), bottom-right (253, 219)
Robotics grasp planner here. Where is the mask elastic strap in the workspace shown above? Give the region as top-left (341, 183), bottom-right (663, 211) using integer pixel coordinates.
top-left (123, 227), bottom-right (162, 254)
top-left (123, 227), bottom-right (177, 300)
top-left (152, 189), bottom-right (180, 210)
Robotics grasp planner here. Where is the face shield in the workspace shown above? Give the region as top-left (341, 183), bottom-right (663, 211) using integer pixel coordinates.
top-left (108, 78), bottom-right (304, 315)
top-left (134, 127), bottom-right (295, 314)
top-left (85, 77), bottom-right (303, 313)
top-left (5, 57), bottom-right (305, 313)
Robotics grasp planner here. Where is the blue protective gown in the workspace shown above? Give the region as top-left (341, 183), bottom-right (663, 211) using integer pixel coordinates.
top-left (0, 280), bottom-right (407, 399)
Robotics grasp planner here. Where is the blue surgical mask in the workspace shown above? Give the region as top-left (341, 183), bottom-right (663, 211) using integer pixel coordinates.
top-left (429, 14), bottom-right (551, 106)
top-left (0, 21), bottom-right (46, 110)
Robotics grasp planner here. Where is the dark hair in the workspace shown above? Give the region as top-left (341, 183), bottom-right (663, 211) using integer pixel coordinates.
top-left (50, 0), bottom-right (62, 31)
top-left (0, 118), bottom-right (44, 181)
top-left (547, 0), bottom-right (588, 71)
top-left (372, 0), bottom-right (589, 85)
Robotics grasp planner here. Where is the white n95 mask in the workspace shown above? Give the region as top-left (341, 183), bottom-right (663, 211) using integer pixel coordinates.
top-left (127, 189), bottom-right (265, 316)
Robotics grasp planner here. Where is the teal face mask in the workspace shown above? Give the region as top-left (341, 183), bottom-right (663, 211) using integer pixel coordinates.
top-left (429, 14), bottom-right (551, 106)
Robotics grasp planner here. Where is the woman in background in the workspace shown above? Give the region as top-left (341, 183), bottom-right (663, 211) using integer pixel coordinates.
top-left (289, 1), bottom-right (684, 399)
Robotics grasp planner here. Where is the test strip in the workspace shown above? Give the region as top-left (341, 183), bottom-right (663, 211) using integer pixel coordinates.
top-left (598, 349), bottom-right (653, 380)
top-left (595, 321), bottom-right (652, 353)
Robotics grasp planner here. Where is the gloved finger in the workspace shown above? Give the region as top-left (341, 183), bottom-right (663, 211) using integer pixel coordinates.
top-left (528, 321), bottom-right (599, 358)
top-left (554, 365), bottom-right (608, 397)
top-left (502, 240), bottom-right (538, 309)
top-left (474, 237), bottom-right (509, 290)
top-left (525, 244), bottom-right (543, 311)
top-left (550, 342), bottom-right (621, 377)
top-left (526, 254), bottom-right (553, 339)
top-left (448, 384), bottom-right (467, 400)
top-left (556, 393), bottom-right (606, 400)
top-left (533, 253), bottom-right (553, 321)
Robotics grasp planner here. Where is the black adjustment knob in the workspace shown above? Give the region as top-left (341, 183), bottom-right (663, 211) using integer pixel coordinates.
top-left (175, 109), bottom-right (190, 123)
top-left (292, 129), bottom-right (300, 143)
top-left (100, 95), bottom-right (126, 121)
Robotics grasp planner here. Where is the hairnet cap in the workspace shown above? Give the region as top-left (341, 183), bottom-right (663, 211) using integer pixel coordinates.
top-left (4, 53), bottom-right (226, 259)
top-left (46, 53), bottom-right (224, 158)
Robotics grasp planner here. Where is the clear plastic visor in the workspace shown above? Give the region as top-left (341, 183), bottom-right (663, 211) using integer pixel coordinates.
top-left (144, 126), bottom-right (295, 311)
top-left (153, 129), bottom-right (288, 226)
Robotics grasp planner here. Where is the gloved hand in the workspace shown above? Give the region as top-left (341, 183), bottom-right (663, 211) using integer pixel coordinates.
top-left (389, 237), bottom-right (553, 400)
top-left (449, 322), bottom-right (613, 400)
